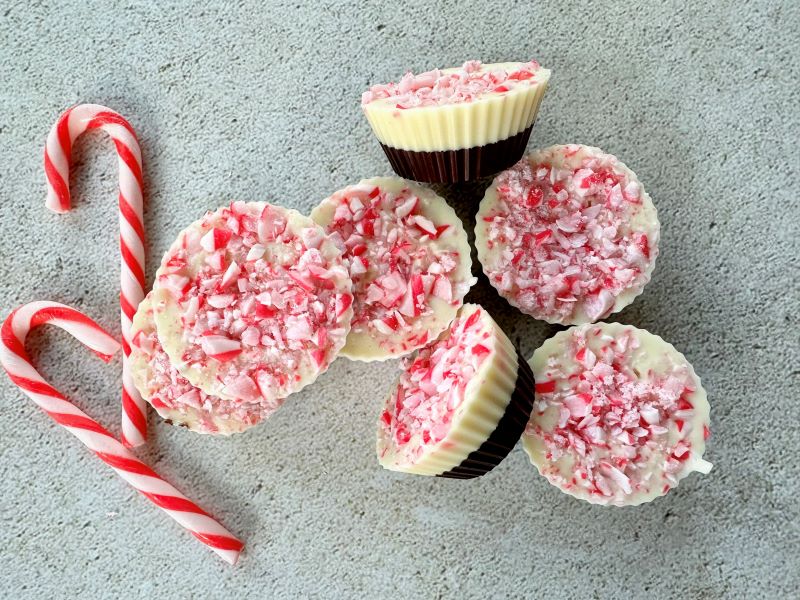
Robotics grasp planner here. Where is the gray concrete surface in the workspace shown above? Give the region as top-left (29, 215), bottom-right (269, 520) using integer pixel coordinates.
top-left (1, 1), bottom-right (798, 598)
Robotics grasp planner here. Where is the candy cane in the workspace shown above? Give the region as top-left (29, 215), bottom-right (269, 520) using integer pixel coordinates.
top-left (0, 301), bottom-right (244, 565)
top-left (43, 104), bottom-right (148, 448)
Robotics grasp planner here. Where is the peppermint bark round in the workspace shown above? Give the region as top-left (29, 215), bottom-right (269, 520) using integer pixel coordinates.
top-left (151, 202), bottom-right (353, 404)
top-left (476, 145), bottom-right (659, 325)
top-left (311, 177), bottom-right (474, 361)
top-left (377, 304), bottom-right (534, 478)
top-left (523, 323), bottom-right (712, 506)
top-left (361, 61), bottom-right (550, 182)
top-left (131, 295), bottom-right (277, 435)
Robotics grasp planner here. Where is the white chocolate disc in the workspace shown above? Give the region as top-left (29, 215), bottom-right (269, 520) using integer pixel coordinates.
top-left (152, 201), bottom-right (353, 404)
top-left (476, 145), bottom-right (660, 325)
top-left (523, 322), bottom-right (711, 506)
top-left (311, 177), bottom-right (474, 361)
top-left (130, 295), bottom-right (275, 435)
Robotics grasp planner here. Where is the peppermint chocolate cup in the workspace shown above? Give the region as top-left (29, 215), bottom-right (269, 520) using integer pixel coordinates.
top-left (376, 304), bottom-right (534, 479)
top-left (362, 61), bottom-right (550, 183)
top-left (475, 145), bottom-right (660, 325)
top-left (150, 202), bottom-right (353, 410)
top-left (522, 322), bottom-right (712, 506)
top-left (311, 177), bottom-right (474, 361)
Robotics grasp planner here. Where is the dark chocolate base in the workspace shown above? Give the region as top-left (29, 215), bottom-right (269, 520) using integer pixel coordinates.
top-left (438, 348), bottom-right (536, 479)
top-left (379, 125), bottom-right (533, 184)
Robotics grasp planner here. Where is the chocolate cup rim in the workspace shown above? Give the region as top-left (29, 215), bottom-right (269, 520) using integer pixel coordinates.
top-left (379, 125), bottom-right (534, 183)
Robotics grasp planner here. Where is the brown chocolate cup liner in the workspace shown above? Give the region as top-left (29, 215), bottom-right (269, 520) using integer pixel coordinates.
top-left (438, 347), bottom-right (536, 479)
top-left (379, 125), bottom-right (534, 184)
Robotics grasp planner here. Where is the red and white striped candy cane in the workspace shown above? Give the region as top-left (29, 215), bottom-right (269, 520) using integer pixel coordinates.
top-left (44, 104), bottom-right (148, 448)
top-left (0, 301), bottom-right (244, 565)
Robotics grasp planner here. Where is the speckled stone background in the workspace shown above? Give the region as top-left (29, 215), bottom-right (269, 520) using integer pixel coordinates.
top-left (1, 1), bottom-right (798, 598)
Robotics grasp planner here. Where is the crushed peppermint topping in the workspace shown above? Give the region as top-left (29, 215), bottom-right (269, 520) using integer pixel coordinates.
top-left (478, 145), bottom-right (657, 324)
top-left (379, 306), bottom-right (493, 466)
top-left (131, 296), bottom-right (277, 434)
top-left (317, 182), bottom-right (473, 356)
top-left (156, 202), bottom-right (352, 403)
top-left (527, 324), bottom-right (706, 505)
top-left (362, 60), bottom-right (543, 108)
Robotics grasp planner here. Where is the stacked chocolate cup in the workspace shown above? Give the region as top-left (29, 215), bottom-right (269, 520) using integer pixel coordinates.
top-left (130, 203), bottom-right (355, 435)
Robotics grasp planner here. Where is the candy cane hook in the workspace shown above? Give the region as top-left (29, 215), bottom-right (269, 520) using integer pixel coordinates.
top-left (44, 104), bottom-right (148, 447)
top-left (0, 301), bottom-right (243, 564)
